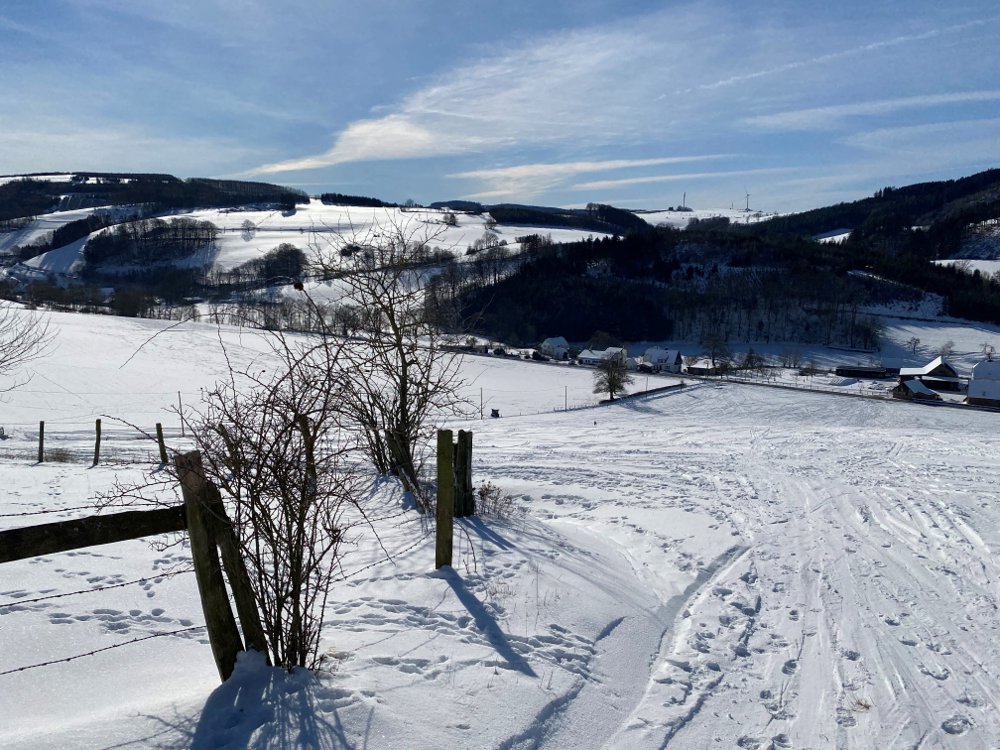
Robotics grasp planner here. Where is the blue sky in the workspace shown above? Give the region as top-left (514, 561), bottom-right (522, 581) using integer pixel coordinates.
top-left (2, 0), bottom-right (999, 212)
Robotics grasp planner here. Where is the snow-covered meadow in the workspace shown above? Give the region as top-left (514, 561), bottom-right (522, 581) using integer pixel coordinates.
top-left (16, 200), bottom-right (609, 278)
top-left (2, 309), bottom-right (1000, 748)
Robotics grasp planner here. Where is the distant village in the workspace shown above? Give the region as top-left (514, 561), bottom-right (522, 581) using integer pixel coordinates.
top-left (487, 336), bottom-right (1000, 410)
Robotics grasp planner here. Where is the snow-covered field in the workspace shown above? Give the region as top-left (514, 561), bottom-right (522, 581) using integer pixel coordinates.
top-left (635, 207), bottom-right (777, 229)
top-left (2, 310), bottom-right (1000, 748)
top-left (15, 200), bottom-right (609, 277)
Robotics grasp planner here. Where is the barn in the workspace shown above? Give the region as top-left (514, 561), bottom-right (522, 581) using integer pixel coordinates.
top-left (966, 359), bottom-right (1000, 407)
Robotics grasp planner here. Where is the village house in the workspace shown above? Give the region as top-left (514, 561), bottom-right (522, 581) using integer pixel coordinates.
top-left (639, 347), bottom-right (683, 373)
top-left (577, 346), bottom-right (627, 366)
top-left (966, 358), bottom-right (1000, 407)
top-left (539, 336), bottom-right (570, 360)
top-left (685, 357), bottom-right (720, 376)
top-left (898, 356), bottom-right (963, 392)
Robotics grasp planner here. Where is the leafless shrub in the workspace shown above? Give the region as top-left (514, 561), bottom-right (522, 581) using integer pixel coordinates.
top-left (0, 305), bottom-right (54, 392)
top-left (476, 482), bottom-right (521, 520)
top-left (183, 332), bottom-right (368, 670)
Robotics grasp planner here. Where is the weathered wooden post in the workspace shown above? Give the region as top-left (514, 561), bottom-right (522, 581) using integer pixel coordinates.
top-left (93, 419), bottom-right (102, 466)
top-left (202, 482), bottom-right (270, 661)
top-left (436, 430), bottom-right (454, 569)
top-left (455, 430), bottom-right (474, 517)
top-left (174, 450), bottom-right (243, 681)
top-left (155, 422), bottom-right (169, 465)
top-left (37, 421), bottom-right (44, 463)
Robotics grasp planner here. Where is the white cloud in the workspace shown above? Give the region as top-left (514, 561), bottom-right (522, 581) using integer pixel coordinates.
top-left (251, 4), bottom-right (1000, 180)
top-left (449, 155), bottom-right (731, 200)
top-left (572, 167), bottom-right (794, 192)
top-left (745, 91), bottom-right (1000, 131)
top-left (843, 117), bottom-right (1000, 163)
top-left (251, 11), bottom-right (702, 174)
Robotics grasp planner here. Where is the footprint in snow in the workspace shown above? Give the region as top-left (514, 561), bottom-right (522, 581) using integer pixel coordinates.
top-left (941, 715), bottom-right (974, 735)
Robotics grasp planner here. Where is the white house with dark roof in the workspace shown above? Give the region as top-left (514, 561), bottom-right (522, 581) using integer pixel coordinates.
top-left (966, 358), bottom-right (1000, 406)
top-left (640, 347), bottom-right (683, 373)
top-left (539, 336), bottom-right (570, 359)
top-left (577, 346), bottom-right (626, 366)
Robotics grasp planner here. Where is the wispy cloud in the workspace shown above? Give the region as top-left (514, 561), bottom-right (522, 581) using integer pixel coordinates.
top-left (686, 16), bottom-right (1000, 94)
top-left (252, 12), bottom-right (692, 174)
top-left (572, 167), bottom-right (794, 192)
top-left (745, 91), bottom-right (1000, 131)
top-left (450, 155), bottom-right (732, 200)
top-left (844, 117), bottom-right (1000, 162)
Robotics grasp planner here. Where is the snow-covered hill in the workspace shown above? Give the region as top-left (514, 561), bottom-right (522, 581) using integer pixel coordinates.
top-left (1, 309), bottom-right (1000, 748)
top-left (13, 200), bottom-right (610, 279)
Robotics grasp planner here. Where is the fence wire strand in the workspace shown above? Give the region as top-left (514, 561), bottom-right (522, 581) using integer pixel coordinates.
top-left (0, 626), bottom-right (207, 678)
top-left (0, 568), bottom-right (195, 610)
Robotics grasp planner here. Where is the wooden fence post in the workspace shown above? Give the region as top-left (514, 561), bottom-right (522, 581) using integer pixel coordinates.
top-left (202, 483), bottom-right (270, 661)
top-left (37, 421), bottom-right (44, 464)
top-left (455, 430), bottom-right (474, 517)
top-left (175, 450), bottom-right (244, 681)
top-left (156, 423), bottom-right (168, 465)
top-left (93, 419), bottom-right (102, 467)
top-left (436, 430), bottom-right (454, 569)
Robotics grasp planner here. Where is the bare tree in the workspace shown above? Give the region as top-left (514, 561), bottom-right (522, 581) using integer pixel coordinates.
top-left (593, 352), bottom-right (633, 400)
top-left (906, 336), bottom-right (921, 354)
top-left (701, 331), bottom-right (731, 371)
top-left (240, 219), bottom-right (257, 242)
top-left (0, 305), bottom-right (54, 392)
top-left (310, 220), bottom-right (468, 508)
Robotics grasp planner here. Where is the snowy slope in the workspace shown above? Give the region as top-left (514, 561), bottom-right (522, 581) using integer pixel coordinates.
top-left (20, 200), bottom-right (609, 276)
top-left (1, 310), bottom-right (1000, 749)
top-left (635, 207), bottom-right (777, 229)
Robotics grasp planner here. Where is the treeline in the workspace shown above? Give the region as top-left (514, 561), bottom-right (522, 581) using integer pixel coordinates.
top-left (13, 210), bottom-right (137, 260)
top-left (751, 168), bottom-right (1000, 245)
top-left (211, 243), bottom-right (308, 288)
top-left (0, 173), bottom-right (309, 224)
top-left (0, 179), bottom-right (54, 222)
top-left (319, 192), bottom-right (397, 208)
top-left (84, 217), bottom-right (219, 267)
top-left (486, 205), bottom-right (622, 234)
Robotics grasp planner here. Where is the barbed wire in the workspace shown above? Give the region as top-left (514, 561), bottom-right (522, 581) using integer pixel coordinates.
top-left (335, 532), bottom-right (428, 583)
top-left (0, 625), bottom-right (206, 678)
top-left (0, 501), bottom-right (166, 519)
top-left (0, 568), bottom-right (195, 610)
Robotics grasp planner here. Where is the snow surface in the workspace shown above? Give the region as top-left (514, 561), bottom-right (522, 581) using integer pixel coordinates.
top-left (635, 207), bottom-right (776, 229)
top-left (2, 310), bottom-right (1000, 748)
top-left (17, 200), bottom-right (609, 277)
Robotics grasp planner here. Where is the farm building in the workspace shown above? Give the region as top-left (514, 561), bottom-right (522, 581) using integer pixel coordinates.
top-left (966, 358), bottom-right (1000, 407)
top-left (898, 356), bottom-right (963, 392)
top-left (539, 336), bottom-right (570, 359)
top-left (834, 365), bottom-right (888, 379)
top-left (892, 379), bottom-right (942, 401)
top-left (577, 347), bottom-right (627, 366)
top-left (686, 357), bottom-right (720, 376)
top-left (640, 347), bottom-right (683, 373)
